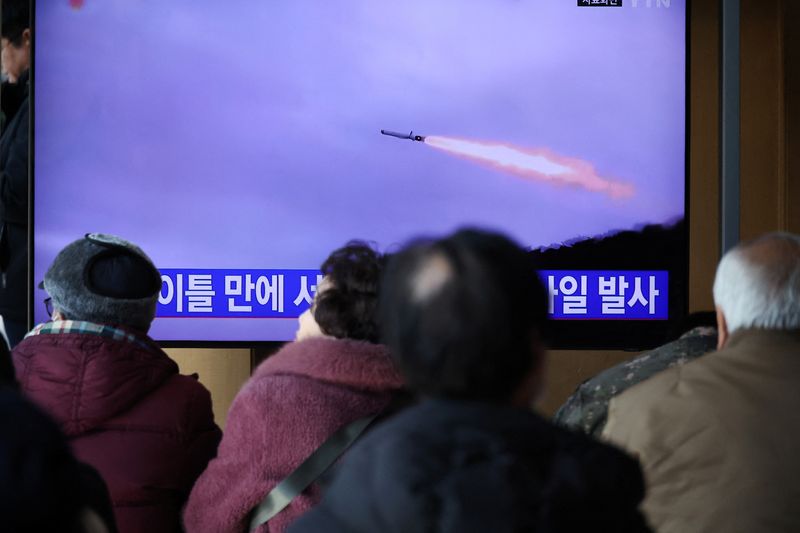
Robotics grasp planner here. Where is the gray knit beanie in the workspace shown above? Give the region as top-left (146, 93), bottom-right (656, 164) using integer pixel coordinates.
top-left (43, 234), bottom-right (162, 332)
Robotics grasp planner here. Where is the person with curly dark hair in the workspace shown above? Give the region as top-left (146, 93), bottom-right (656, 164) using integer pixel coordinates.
top-left (310, 243), bottom-right (384, 343)
top-left (184, 241), bottom-right (405, 533)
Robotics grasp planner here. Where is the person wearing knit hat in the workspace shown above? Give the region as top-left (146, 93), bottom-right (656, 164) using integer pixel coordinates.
top-left (42, 233), bottom-right (162, 332)
top-left (12, 233), bottom-right (221, 533)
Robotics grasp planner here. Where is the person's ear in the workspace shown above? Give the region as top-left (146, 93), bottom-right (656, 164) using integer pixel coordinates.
top-left (21, 29), bottom-right (31, 47)
top-left (715, 306), bottom-right (728, 350)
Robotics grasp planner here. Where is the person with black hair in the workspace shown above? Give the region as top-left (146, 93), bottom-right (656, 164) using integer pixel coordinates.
top-left (291, 228), bottom-right (649, 533)
top-left (184, 242), bottom-right (405, 533)
top-left (0, 0), bottom-right (32, 346)
top-left (12, 234), bottom-right (221, 533)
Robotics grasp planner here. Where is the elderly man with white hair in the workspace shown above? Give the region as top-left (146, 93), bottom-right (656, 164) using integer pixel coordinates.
top-left (603, 232), bottom-right (800, 533)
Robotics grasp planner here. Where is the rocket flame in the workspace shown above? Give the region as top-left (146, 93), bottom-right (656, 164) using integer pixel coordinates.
top-left (424, 136), bottom-right (634, 199)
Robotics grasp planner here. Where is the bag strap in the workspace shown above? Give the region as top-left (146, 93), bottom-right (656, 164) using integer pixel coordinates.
top-left (248, 413), bottom-right (377, 531)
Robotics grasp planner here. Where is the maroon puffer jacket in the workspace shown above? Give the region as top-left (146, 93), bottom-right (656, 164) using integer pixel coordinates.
top-left (13, 325), bottom-right (222, 533)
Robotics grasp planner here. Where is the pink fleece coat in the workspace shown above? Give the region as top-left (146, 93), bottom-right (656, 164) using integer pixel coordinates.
top-left (13, 329), bottom-right (221, 533)
top-left (183, 337), bottom-right (405, 533)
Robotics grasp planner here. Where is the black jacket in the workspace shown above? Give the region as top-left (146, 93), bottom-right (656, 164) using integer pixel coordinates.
top-left (291, 399), bottom-right (650, 533)
top-left (0, 69), bottom-right (29, 321)
top-left (0, 387), bottom-right (118, 533)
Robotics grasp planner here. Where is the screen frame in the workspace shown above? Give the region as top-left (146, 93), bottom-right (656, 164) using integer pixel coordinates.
top-left (26, 0), bottom-right (691, 350)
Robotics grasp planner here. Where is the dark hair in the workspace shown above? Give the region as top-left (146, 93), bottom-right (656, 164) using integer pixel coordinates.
top-left (313, 241), bottom-right (385, 343)
top-left (1, 0), bottom-right (30, 45)
top-left (379, 228), bottom-right (548, 401)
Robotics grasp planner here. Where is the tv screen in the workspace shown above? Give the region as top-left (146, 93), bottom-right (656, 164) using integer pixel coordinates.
top-left (33, 0), bottom-right (687, 347)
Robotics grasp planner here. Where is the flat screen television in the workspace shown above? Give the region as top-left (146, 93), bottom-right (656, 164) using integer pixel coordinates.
top-left (32, 0), bottom-right (688, 348)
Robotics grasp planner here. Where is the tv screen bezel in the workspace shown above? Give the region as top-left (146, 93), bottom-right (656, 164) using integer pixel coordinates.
top-left (26, 0), bottom-right (691, 350)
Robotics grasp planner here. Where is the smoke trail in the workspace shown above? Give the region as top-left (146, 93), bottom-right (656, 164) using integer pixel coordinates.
top-left (424, 136), bottom-right (634, 199)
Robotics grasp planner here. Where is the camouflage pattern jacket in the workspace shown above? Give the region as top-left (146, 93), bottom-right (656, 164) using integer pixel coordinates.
top-left (553, 327), bottom-right (717, 437)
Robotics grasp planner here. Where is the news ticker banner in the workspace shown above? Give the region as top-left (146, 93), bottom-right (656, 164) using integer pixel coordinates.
top-left (156, 269), bottom-right (668, 320)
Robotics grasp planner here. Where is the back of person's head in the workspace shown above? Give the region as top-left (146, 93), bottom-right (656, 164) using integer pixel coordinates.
top-left (312, 241), bottom-right (385, 343)
top-left (1, 0), bottom-right (29, 45)
top-left (0, 389), bottom-right (104, 533)
top-left (43, 234), bottom-right (162, 333)
top-left (380, 228), bottom-right (548, 402)
top-left (713, 232), bottom-right (800, 334)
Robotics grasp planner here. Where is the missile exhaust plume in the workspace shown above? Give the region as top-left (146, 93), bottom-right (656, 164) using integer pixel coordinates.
top-left (423, 136), bottom-right (634, 199)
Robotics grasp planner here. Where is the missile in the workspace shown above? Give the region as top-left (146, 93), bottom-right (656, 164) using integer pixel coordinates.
top-left (381, 129), bottom-right (426, 142)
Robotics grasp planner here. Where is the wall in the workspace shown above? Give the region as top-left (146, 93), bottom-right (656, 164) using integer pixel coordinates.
top-left (784, 1), bottom-right (800, 234)
top-left (740, 0), bottom-right (788, 240)
top-left (168, 348), bottom-right (250, 428)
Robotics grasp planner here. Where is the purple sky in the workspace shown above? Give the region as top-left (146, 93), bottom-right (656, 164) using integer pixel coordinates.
top-left (34, 0), bottom-right (686, 339)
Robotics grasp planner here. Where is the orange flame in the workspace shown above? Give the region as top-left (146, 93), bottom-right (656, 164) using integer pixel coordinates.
top-left (424, 136), bottom-right (634, 199)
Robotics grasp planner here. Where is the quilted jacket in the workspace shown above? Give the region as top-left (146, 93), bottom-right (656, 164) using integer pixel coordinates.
top-left (13, 321), bottom-right (221, 533)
